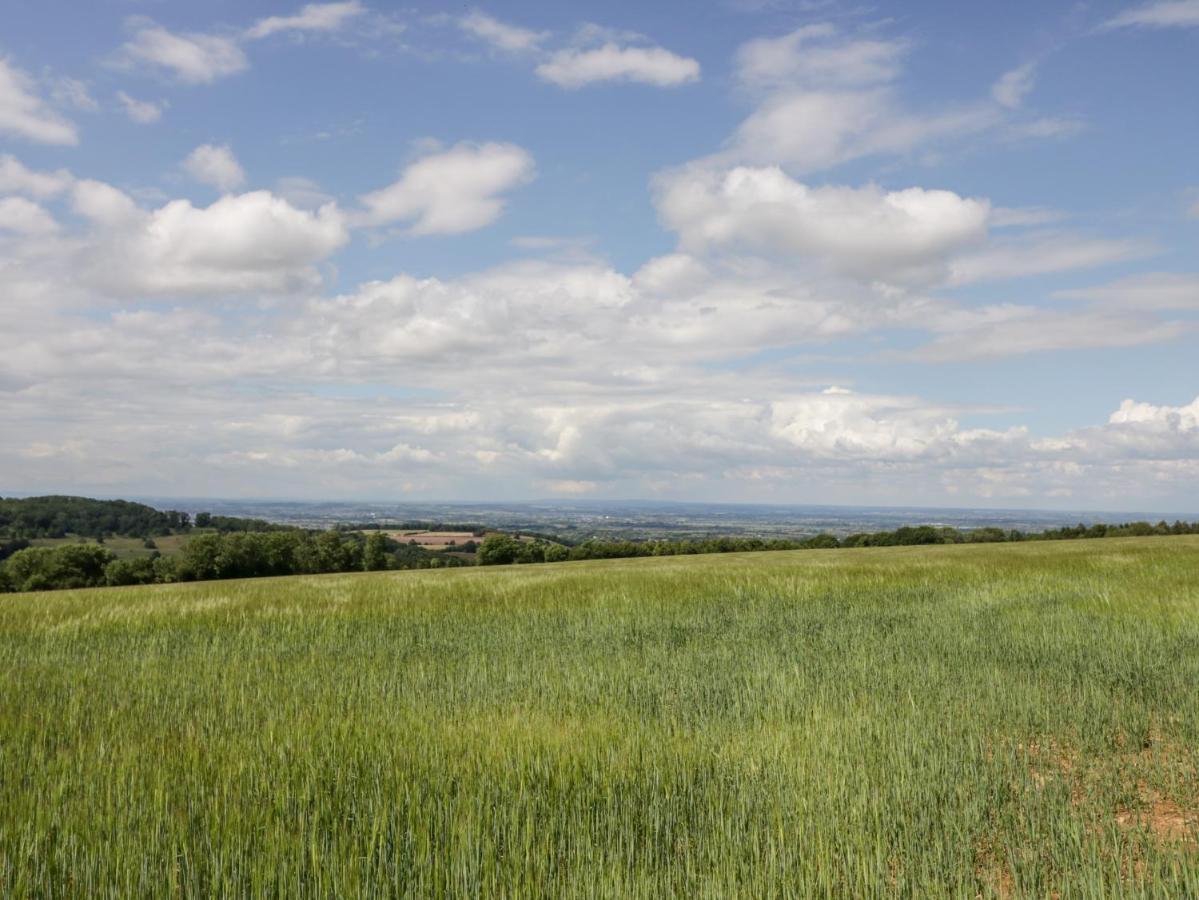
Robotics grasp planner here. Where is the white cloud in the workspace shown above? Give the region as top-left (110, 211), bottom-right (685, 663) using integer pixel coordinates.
top-left (72, 179), bottom-right (142, 225)
top-left (116, 91), bottom-right (166, 123)
top-left (2, 217), bottom-right (1198, 504)
top-left (536, 43), bottom-right (700, 88)
top-left (631, 253), bottom-right (710, 295)
top-left (991, 62), bottom-right (1037, 109)
top-left (735, 24), bottom-right (907, 89)
top-left (948, 233), bottom-right (1152, 285)
top-left (724, 84), bottom-right (998, 174)
top-left (910, 306), bottom-right (1186, 362)
top-left (182, 143), bottom-right (247, 193)
top-left (770, 388), bottom-right (969, 459)
top-left (716, 26), bottom-right (1074, 174)
top-left (0, 154), bottom-right (73, 197)
top-left (1041, 395), bottom-right (1199, 466)
top-left (0, 58), bottom-right (78, 144)
top-left (1102, 0), bottom-right (1199, 29)
top-left (654, 165), bottom-right (989, 284)
top-left (1055, 272), bottom-right (1199, 309)
top-left (119, 22), bottom-right (249, 84)
top-left (244, 2), bottom-right (366, 40)
top-left (0, 197), bottom-right (59, 235)
top-left (458, 10), bottom-right (549, 53)
top-left (357, 142), bottom-right (535, 234)
top-left (69, 185), bottom-right (348, 295)
top-left (1109, 396), bottom-right (1199, 430)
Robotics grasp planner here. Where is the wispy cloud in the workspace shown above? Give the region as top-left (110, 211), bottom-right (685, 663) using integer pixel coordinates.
top-left (458, 10), bottom-right (549, 53)
top-left (244, 2), bottom-right (367, 41)
top-left (0, 57), bottom-right (78, 144)
top-left (1102, 0), bottom-right (1199, 29)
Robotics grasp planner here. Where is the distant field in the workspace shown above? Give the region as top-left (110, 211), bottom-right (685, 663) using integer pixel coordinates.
top-left (28, 531), bottom-right (194, 559)
top-left (385, 530), bottom-right (545, 551)
top-left (1, 538), bottom-right (1197, 896)
top-left (384, 530), bottom-right (483, 550)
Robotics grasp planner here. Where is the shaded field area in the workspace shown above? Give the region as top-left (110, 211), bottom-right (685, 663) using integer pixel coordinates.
top-left (1, 538), bottom-right (1198, 897)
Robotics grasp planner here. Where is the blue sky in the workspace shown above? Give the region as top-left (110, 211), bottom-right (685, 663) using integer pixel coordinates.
top-left (1, 0), bottom-right (1197, 509)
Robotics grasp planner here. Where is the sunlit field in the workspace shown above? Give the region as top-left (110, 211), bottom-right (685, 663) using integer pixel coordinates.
top-left (2, 538), bottom-right (1197, 897)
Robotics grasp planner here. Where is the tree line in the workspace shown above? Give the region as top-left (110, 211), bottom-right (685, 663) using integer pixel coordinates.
top-left (475, 520), bottom-right (1199, 565)
top-left (0, 496), bottom-right (288, 540)
top-left (0, 530), bottom-right (468, 593)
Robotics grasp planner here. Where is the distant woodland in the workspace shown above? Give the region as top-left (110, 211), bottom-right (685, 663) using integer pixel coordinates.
top-left (1, 495), bottom-right (1196, 594)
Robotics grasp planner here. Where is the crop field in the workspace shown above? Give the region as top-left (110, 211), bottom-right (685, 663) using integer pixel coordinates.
top-left (1, 538), bottom-right (1197, 897)
top-left (383, 531), bottom-right (483, 550)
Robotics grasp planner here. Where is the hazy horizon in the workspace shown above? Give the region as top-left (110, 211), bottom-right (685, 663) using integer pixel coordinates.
top-left (5, 490), bottom-right (1198, 521)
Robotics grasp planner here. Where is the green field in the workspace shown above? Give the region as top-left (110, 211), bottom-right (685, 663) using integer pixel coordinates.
top-left (2, 538), bottom-right (1197, 897)
top-left (27, 532), bottom-right (194, 559)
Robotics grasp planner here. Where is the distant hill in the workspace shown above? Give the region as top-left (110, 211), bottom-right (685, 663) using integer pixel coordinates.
top-left (0, 495), bottom-right (190, 539)
top-left (0, 495), bottom-right (286, 541)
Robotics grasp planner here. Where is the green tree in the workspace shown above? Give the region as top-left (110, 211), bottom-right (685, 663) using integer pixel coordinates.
top-left (363, 532), bottom-right (390, 571)
top-left (477, 534), bottom-right (522, 565)
top-left (2, 544), bottom-right (115, 592)
top-left (543, 543), bottom-right (569, 563)
top-left (104, 557), bottom-right (158, 586)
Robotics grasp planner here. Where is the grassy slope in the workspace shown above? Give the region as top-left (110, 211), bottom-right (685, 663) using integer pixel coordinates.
top-left (1, 538), bottom-right (1197, 897)
top-left (27, 532), bottom-right (194, 559)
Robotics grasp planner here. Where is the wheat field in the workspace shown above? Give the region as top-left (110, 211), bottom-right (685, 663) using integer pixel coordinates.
top-left (2, 537), bottom-right (1197, 897)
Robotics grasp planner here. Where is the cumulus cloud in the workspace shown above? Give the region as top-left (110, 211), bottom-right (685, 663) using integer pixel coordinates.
top-left (116, 91), bottom-right (166, 123)
top-left (1102, 0), bottom-right (1199, 29)
top-left (68, 184), bottom-right (347, 295)
top-left (356, 142), bottom-right (535, 234)
top-left (1036, 395), bottom-right (1199, 468)
top-left (770, 388), bottom-right (963, 458)
top-left (182, 143), bottom-right (247, 192)
top-left (244, 2), bottom-right (366, 40)
top-left (0, 196), bottom-right (59, 235)
top-left (654, 165), bottom-right (989, 284)
top-left (2, 216), bottom-right (1197, 504)
top-left (536, 43), bottom-right (700, 88)
top-left (0, 154), bottom-right (73, 197)
top-left (1109, 396), bottom-right (1199, 430)
top-left (71, 179), bottom-right (141, 225)
top-left (0, 57), bottom-right (78, 144)
top-left (991, 62), bottom-right (1037, 109)
top-left (458, 10), bottom-right (549, 53)
top-left (118, 22), bottom-right (248, 84)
